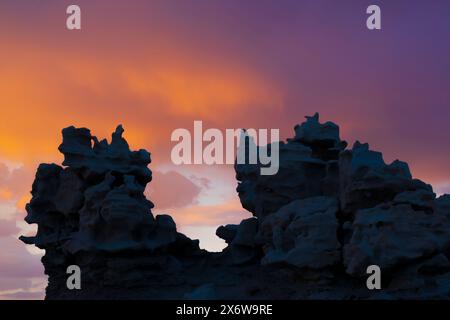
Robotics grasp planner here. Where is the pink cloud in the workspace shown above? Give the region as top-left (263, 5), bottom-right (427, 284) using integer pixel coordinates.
top-left (0, 165), bottom-right (33, 196)
top-left (0, 236), bottom-right (44, 279)
top-left (0, 219), bottom-right (19, 237)
top-left (0, 234), bottom-right (45, 298)
top-left (0, 163), bottom-right (8, 184)
top-left (0, 290), bottom-right (44, 300)
top-left (161, 198), bottom-right (250, 228)
top-left (146, 170), bottom-right (202, 210)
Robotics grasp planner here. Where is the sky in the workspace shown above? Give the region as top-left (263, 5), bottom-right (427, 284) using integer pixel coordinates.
top-left (0, 0), bottom-right (450, 299)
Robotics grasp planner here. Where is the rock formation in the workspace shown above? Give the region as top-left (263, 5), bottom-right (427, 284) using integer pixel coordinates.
top-left (20, 126), bottom-right (203, 299)
top-left (21, 114), bottom-right (450, 299)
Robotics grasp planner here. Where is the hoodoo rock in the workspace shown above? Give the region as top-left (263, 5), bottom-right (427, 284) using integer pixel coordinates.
top-left (21, 114), bottom-right (450, 299)
top-left (20, 125), bottom-right (204, 299)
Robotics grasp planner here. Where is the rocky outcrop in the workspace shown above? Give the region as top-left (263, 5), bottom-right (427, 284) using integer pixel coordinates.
top-left (216, 217), bottom-right (261, 265)
top-left (235, 113), bottom-right (345, 219)
top-left (339, 141), bottom-right (432, 215)
top-left (257, 196), bottom-right (341, 271)
top-left (344, 203), bottom-right (450, 276)
top-left (233, 113), bottom-right (450, 298)
top-left (20, 125), bottom-right (204, 299)
top-left (21, 114), bottom-right (450, 299)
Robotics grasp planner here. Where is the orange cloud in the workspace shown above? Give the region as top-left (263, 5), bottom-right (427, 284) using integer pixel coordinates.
top-left (0, 189), bottom-right (13, 200)
top-left (122, 63), bottom-right (282, 120)
top-left (0, 43), bottom-right (281, 166)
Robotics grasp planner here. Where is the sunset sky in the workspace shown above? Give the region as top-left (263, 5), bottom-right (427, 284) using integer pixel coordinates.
top-left (1, 0), bottom-right (450, 299)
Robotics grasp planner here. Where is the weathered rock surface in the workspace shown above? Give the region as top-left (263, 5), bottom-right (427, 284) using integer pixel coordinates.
top-left (257, 197), bottom-right (340, 270)
top-left (339, 141), bottom-right (432, 215)
top-left (217, 217), bottom-right (261, 265)
top-left (21, 125), bottom-right (204, 299)
top-left (235, 113), bottom-right (345, 219)
top-left (21, 114), bottom-right (450, 299)
top-left (344, 203), bottom-right (450, 276)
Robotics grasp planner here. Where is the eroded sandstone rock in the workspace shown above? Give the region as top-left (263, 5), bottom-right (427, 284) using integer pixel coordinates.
top-left (21, 125), bottom-right (203, 298)
top-left (235, 113), bottom-right (346, 220)
top-left (339, 141), bottom-right (431, 214)
top-left (20, 115), bottom-right (450, 299)
top-left (257, 196), bottom-right (341, 270)
top-left (344, 203), bottom-right (450, 276)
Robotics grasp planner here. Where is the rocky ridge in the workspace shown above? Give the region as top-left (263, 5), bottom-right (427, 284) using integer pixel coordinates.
top-left (21, 114), bottom-right (450, 299)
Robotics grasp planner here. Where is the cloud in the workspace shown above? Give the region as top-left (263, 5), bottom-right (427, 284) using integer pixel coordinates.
top-left (0, 201), bottom-right (20, 221)
top-left (0, 289), bottom-right (44, 300)
top-left (190, 176), bottom-right (212, 189)
top-left (0, 236), bottom-right (44, 279)
top-left (0, 162), bottom-right (8, 183)
top-left (122, 64), bottom-right (282, 121)
top-left (0, 163), bottom-right (34, 212)
top-left (146, 170), bottom-right (202, 210)
top-left (0, 163), bottom-right (50, 299)
top-left (0, 234), bottom-right (46, 299)
top-left (160, 198), bottom-right (250, 228)
top-left (0, 219), bottom-right (19, 237)
top-left (0, 43), bottom-right (282, 165)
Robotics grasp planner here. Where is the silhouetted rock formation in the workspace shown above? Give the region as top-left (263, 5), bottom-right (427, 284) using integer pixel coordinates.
top-left (257, 196), bottom-right (341, 270)
top-left (233, 113), bottom-right (450, 298)
top-left (20, 126), bottom-right (203, 299)
top-left (21, 115), bottom-right (450, 299)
